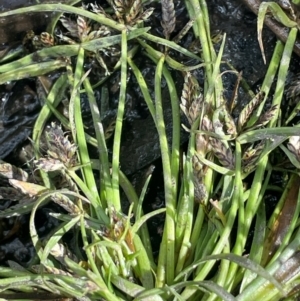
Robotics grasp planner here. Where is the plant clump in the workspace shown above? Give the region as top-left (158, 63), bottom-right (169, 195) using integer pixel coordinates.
top-left (1, 1), bottom-right (300, 301)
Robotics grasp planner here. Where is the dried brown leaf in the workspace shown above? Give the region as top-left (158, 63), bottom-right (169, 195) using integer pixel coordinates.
top-left (9, 179), bottom-right (48, 197)
top-left (287, 136), bottom-right (300, 162)
top-left (0, 162), bottom-right (29, 181)
top-left (50, 242), bottom-right (78, 264)
top-left (262, 175), bottom-right (300, 265)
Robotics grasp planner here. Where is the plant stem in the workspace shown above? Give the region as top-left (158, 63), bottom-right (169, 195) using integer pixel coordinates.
top-left (155, 55), bottom-right (175, 286)
top-left (111, 30), bottom-right (128, 211)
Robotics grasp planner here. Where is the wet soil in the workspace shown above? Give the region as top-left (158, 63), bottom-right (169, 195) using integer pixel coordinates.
top-left (0, 0), bottom-right (299, 264)
top-left (0, 0), bottom-right (74, 43)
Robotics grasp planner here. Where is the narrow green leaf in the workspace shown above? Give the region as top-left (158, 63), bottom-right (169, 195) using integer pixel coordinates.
top-left (237, 127), bottom-right (300, 144)
top-left (0, 60), bottom-right (66, 84)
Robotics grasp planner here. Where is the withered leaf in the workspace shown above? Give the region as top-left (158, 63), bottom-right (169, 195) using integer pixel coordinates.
top-left (0, 161), bottom-right (29, 181)
top-left (287, 135), bottom-right (300, 162)
top-left (9, 179), bottom-right (48, 197)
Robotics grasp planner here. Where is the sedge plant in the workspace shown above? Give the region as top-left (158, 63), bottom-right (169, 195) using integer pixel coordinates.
top-left (0, 1), bottom-right (300, 301)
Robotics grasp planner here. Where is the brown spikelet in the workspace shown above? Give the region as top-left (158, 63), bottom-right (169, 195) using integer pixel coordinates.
top-left (39, 32), bottom-right (55, 47)
top-left (255, 105), bottom-right (278, 128)
top-left (34, 158), bottom-right (65, 172)
top-left (238, 91), bottom-right (265, 132)
top-left (192, 154), bottom-right (204, 180)
top-left (180, 73), bottom-right (202, 125)
top-left (192, 155), bottom-right (207, 203)
top-left (223, 106), bottom-right (237, 136)
top-left (107, 0), bottom-right (151, 25)
top-left (181, 73), bottom-right (192, 103)
top-left (77, 16), bottom-right (91, 41)
top-left (242, 140), bottom-right (265, 173)
top-left (194, 116), bottom-right (212, 156)
top-left (127, 0), bottom-right (142, 24)
top-left (209, 138), bottom-right (235, 170)
top-left (140, 7), bottom-right (155, 21)
top-left (44, 123), bottom-right (77, 168)
top-left (195, 133), bottom-right (209, 156)
top-left (51, 192), bottom-right (81, 215)
top-left (180, 76), bottom-right (190, 116)
top-left (60, 16), bottom-right (79, 38)
top-left (193, 175), bottom-right (207, 203)
top-left (87, 26), bottom-right (111, 41)
top-left (188, 99), bottom-right (201, 125)
top-left (113, 0), bottom-right (125, 22)
top-left (161, 0), bottom-right (176, 39)
top-left (286, 74), bottom-right (300, 105)
top-left (90, 3), bottom-right (113, 19)
top-left (62, 171), bottom-right (79, 193)
top-left (201, 115), bottom-right (213, 132)
top-left (105, 120), bottom-right (116, 140)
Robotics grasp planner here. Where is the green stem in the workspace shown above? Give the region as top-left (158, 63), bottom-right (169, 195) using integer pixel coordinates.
top-left (83, 77), bottom-right (112, 209)
top-left (186, 0), bottom-right (213, 91)
top-left (111, 30), bottom-right (128, 211)
top-left (155, 55), bottom-right (175, 286)
top-left (181, 141), bottom-right (242, 299)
